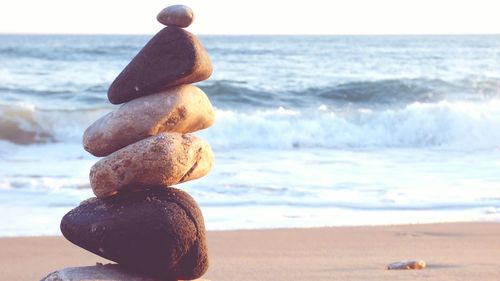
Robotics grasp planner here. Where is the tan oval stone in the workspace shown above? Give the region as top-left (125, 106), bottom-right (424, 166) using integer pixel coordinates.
top-left (157, 5), bottom-right (194, 28)
top-left (83, 85), bottom-right (214, 157)
top-left (89, 133), bottom-right (213, 198)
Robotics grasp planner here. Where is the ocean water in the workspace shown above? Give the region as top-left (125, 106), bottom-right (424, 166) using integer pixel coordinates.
top-left (1, 34), bottom-right (500, 236)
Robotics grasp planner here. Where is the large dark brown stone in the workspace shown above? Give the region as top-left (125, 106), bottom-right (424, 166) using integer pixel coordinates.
top-left (107, 27), bottom-right (212, 104)
top-left (60, 187), bottom-right (209, 280)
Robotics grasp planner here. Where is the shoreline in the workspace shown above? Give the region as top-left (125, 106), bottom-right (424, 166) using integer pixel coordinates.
top-left (2, 222), bottom-right (500, 280)
top-left (1, 216), bottom-right (497, 238)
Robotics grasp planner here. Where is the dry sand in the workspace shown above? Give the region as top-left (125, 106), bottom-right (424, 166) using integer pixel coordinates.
top-left (1, 223), bottom-right (499, 281)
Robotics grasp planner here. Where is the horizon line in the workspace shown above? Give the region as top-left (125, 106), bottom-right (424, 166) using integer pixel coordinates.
top-left (0, 32), bottom-right (499, 37)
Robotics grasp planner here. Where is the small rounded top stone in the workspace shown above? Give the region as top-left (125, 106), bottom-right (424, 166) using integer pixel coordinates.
top-left (157, 5), bottom-right (194, 28)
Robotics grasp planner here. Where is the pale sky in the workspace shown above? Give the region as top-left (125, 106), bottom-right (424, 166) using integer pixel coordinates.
top-left (0, 0), bottom-right (498, 35)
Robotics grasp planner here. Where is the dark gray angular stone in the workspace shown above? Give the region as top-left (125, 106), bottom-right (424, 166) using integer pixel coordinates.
top-left (107, 26), bottom-right (212, 104)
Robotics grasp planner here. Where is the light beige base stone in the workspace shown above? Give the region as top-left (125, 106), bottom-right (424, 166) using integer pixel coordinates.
top-left (41, 264), bottom-right (210, 281)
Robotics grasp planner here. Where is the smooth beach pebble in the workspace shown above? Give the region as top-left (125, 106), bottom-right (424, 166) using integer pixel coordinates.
top-left (386, 260), bottom-right (426, 270)
top-left (107, 26), bottom-right (212, 104)
top-left (157, 5), bottom-right (194, 28)
top-left (84, 85), bottom-right (214, 157)
top-left (90, 132), bottom-right (213, 198)
top-left (60, 188), bottom-right (209, 280)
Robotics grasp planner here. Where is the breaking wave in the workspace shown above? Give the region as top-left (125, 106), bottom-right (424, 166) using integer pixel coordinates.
top-left (3, 99), bottom-right (500, 151)
top-left (0, 103), bottom-right (107, 144)
top-left (203, 100), bottom-right (500, 150)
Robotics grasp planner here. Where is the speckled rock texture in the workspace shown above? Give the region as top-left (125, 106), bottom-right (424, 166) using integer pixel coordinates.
top-left (107, 26), bottom-right (212, 104)
top-left (59, 188), bottom-right (209, 280)
top-left (157, 5), bottom-right (195, 28)
top-left (90, 132), bottom-right (213, 198)
top-left (84, 85), bottom-right (214, 157)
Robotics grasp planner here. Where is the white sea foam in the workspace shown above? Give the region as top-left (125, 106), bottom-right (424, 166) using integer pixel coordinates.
top-left (2, 99), bottom-right (500, 151)
top-left (200, 100), bottom-right (500, 150)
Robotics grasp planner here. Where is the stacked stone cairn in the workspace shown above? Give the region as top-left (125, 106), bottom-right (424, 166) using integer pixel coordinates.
top-left (42, 5), bottom-right (214, 281)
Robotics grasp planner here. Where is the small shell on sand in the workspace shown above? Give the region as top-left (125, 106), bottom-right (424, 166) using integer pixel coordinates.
top-left (386, 260), bottom-right (426, 270)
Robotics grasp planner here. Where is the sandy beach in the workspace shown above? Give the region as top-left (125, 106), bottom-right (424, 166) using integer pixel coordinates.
top-left (1, 222), bottom-right (499, 280)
